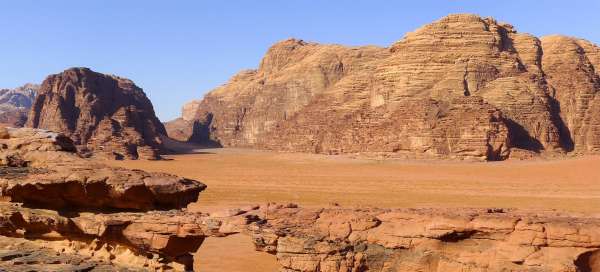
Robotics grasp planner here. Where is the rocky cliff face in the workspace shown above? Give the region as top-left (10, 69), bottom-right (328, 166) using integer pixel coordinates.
top-left (26, 67), bottom-right (166, 159)
top-left (0, 84), bottom-right (38, 127)
top-left (172, 14), bottom-right (600, 160)
top-left (541, 36), bottom-right (600, 153)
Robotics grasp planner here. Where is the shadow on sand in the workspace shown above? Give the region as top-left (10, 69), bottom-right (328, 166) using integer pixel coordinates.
top-left (160, 135), bottom-right (220, 156)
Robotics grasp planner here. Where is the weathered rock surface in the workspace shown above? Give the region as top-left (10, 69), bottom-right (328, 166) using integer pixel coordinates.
top-left (0, 236), bottom-right (144, 272)
top-left (1, 194), bottom-right (599, 271)
top-left (0, 84), bottom-right (38, 127)
top-left (244, 204), bottom-right (600, 272)
top-left (164, 118), bottom-right (195, 142)
top-left (0, 203), bottom-right (212, 271)
top-left (0, 128), bottom-right (212, 271)
top-left (175, 14), bottom-right (600, 160)
top-left (0, 128), bottom-right (206, 211)
top-left (26, 67), bottom-right (166, 160)
top-left (541, 36), bottom-right (600, 153)
top-left (0, 202), bottom-right (268, 271)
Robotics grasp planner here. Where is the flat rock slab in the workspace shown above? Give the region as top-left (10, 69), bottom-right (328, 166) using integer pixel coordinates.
top-left (248, 205), bottom-right (600, 272)
top-left (0, 164), bottom-right (206, 211)
top-left (0, 128), bottom-right (206, 211)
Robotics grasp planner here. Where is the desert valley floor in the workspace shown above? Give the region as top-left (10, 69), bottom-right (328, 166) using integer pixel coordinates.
top-left (106, 148), bottom-right (600, 271)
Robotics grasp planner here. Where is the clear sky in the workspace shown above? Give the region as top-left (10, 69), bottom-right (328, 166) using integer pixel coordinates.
top-left (1, 1), bottom-right (599, 121)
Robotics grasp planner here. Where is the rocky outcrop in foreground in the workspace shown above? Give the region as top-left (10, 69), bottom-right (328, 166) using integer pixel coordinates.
top-left (0, 84), bottom-right (38, 127)
top-left (0, 203), bottom-right (219, 271)
top-left (1, 201), bottom-right (599, 271)
top-left (1, 128), bottom-right (598, 271)
top-left (0, 128), bottom-right (204, 211)
top-left (0, 128), bottom-right (208, 270)
top-left (247, 204), bottom-right (600, 272)
top-left (172, 14), bottom-right (600, 161)
top-left (26, 67), bottom-right (166, 160)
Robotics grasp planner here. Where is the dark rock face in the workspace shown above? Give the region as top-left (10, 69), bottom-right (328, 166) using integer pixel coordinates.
top-left (0, 84), bottom-right (38, 127)
top-left (26, 67), bottom-right (166, 160)
top-left (177, 14), bottom-right (600, 161)
top-left (164, 111), bottom-right (220, 146)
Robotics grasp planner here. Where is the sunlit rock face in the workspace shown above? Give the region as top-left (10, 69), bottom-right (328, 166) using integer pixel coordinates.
top-left (248, 205), bottom-right (600, 272)
top-left (541, 36), bottom-right (600, 153)
top-left (175, 14), bottom-right (600, 160)
top-left (0, 127), bottom-right (209, 271)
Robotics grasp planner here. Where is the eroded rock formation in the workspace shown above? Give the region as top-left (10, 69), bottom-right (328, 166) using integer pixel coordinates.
top-left (246, 205), bottom-right (600, 272)
top-left (541, 36), bottom-right (600, 153)
top-left (1, 128), bottom-right (598, 271)
top-left (0, 128), bottom-right (205, 211)
top-left (0, 128), bottom-right (208, 270)
top-left (190, 203), bottom-right (600, 272)
top-left (26, 67), bottom-right (166, 160)
top-left (0, 203), bottom-right (218, 271)
top-left (2, 198), bottom-right (599, 271)
top-left (0, 84), bottom-right (38, 127)
top-left (173, 14), bottom-right (600, 160)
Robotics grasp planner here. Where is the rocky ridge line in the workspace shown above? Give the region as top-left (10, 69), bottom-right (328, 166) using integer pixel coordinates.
top-left (170, 14), bottom-right (600, 161)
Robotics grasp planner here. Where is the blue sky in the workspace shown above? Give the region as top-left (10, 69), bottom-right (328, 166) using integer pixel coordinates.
top-left (1, 1), bottom-right (599, 121)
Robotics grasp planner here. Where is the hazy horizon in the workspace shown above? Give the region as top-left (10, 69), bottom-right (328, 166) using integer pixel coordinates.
top-left (2, 0), bottom-right (599, 121)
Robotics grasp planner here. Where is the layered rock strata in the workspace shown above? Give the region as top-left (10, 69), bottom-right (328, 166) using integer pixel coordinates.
top-left (0, 203), bottom-right (235, 271)
top-left (172, 14), bottom-right (600, 160)
top-left (2, 129), bottom-right (599, 271)
top-left (26, 67), bottom-right (166, 160)
top-left (0, 236), bottom-right (142, 272)
top-left (0, 128), bottom-right (205, 211)
top-left (247, 205), bottom-right (600, 272)
top-left (0, 128), bottom-right (208, 270)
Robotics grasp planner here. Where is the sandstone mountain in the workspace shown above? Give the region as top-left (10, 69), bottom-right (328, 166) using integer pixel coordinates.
top-left (0, 84), bottom-right (38, 127)
top-left (26, 67), bottom-right (166, 159)
top-left (169, 14), bottom-right (600, 160)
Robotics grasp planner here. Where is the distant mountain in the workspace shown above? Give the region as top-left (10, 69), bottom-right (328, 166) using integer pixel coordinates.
top-left (169, 14), bottom-right (600, 161)
top-left (0, 83), bottom-right (38, 127)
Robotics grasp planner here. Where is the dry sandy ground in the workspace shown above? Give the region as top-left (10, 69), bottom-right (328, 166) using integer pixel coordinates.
top-left (107, 148), bottom-right (600, 271)
top-left (193, 234), bottom-right (279, 272)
